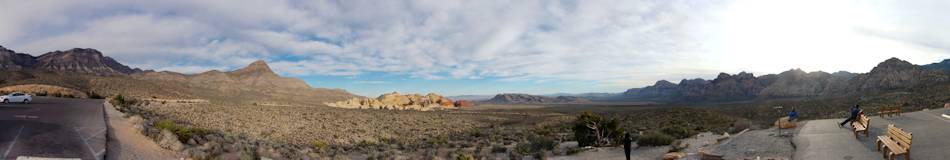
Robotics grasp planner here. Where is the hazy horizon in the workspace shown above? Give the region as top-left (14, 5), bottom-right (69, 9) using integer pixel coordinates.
top-left (2, 0), bottom-right (949, 96)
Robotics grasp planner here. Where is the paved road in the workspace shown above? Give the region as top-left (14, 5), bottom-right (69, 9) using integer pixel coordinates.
top-left (794, 108), bottom-right (950, 160)
top-left (0, 97), bottom-right (106, 160)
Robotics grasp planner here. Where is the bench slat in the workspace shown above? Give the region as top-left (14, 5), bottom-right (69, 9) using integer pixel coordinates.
top-left (881, 139), bottom-right (907, 154)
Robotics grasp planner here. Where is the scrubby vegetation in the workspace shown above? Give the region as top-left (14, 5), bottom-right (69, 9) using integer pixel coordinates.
top-left (110, 94), bottom-right (138, 107)
top-left (572, 111), bottom-right (624, 147)
top-left (661, 126), bottom-right (695, 139)
top-left (515, 134), bottom-right (557, 158)
top-left (154, 119), bottom-right (212, 142)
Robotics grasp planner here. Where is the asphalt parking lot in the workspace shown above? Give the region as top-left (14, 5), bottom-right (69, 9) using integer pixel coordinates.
top-left (0, 97), bottom-right (106, 160)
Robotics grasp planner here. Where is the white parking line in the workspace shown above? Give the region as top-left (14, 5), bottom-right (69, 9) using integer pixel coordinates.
top-left (83, 128), bottom-right (106, 142)
top-left (3, 125), bottom-right (25, 158)
top-left (72, 127), bottom-right (100, 160)
top-left (927, 113), bottom-right (950, 124)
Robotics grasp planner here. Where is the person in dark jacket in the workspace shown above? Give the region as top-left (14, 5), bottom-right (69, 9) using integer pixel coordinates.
top-left (839, 105), bottom-right (861, 127)
top-left (623, 132), bottom-right (633, 160)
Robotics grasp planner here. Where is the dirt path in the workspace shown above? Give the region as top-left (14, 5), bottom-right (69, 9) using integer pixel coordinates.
top-left (103, 103), bottom-right (182, 160)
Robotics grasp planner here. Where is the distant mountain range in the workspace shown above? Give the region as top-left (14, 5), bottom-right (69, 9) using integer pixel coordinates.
top-left (623, 57), bottom-right (950, 102)
top-left (0, 45), bottom-right (355, 104)
top-left (481, 93), bottom-right (590, 104)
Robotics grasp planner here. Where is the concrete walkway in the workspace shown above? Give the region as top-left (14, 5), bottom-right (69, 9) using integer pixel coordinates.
top-left (793, 119), bottom-right (879, 160)
top-left (794, 108), bottom-right (950, 160)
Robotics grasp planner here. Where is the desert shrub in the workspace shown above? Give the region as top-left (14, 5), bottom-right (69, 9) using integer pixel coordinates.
top-left (661, 126), bottom-right (695, 139)
top-left (110, 94), bottom-right (138, 107)
top-left (638, 132), bottom-right (674, 146)
top-left (515, 135), bottom-right (557, 156)
top-left (312, 140), bottom-right (329, 150)
top-left (454, 153), bottom-right (475, 160)
top-left (424, 137), bottom-right (449, 147)
top-left (573, 111), bottom-right (624, 147)
top-left (155, 119), bottom-right (210, 142)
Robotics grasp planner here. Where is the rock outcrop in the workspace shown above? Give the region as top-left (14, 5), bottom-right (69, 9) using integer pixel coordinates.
top-left (325, 92), bottom-right (460, 111)
top-left (484, 93), bottom-right (589, 104)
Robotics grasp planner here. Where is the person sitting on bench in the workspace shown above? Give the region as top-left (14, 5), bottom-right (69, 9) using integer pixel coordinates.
top-left (788, 108), bottom-right (799, 122)
top-left (840, 105), bottom-right (861, 127)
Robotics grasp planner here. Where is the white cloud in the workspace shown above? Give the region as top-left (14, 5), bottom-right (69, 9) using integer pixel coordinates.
top-left (0, 0), bottom-right (948, 92)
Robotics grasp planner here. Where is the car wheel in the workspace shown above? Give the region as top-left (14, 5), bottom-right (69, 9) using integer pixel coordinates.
top-left (2, 99), bottom-right (7, 103)
top-left (23, 99), bottom-right (30, 104)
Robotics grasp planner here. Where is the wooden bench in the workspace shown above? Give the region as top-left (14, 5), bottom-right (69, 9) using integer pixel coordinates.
top-left (851, 114), bottom-right (870, 138)
top-left (876, 124), bottom-right (913, 160)
top-left (879, 106), bottom-right (902, 117)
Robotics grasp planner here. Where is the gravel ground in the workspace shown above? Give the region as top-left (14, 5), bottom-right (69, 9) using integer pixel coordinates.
top-left (551, 146), bottom-right (670, 160)
top-left (710, 128), bottom-right (796, 160)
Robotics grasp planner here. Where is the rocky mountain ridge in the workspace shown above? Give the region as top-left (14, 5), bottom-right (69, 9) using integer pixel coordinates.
top-left (0, 46), bottom-right (139, 75)
top-left (0, 45), bottom-right (356, 104)
top-left (624, 57), bottom-right (950, 102)
top-left (483, 93), bottom-right (590, 104)
top-left (134, 60), bottom-right (312, 89)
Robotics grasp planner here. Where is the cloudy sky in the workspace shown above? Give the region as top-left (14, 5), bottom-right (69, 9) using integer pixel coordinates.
top-left (1, 0), bottom-right (948, 96)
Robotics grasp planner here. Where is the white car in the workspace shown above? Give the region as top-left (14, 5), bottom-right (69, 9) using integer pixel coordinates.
top-left (1, 92), bottom-right (32, 104)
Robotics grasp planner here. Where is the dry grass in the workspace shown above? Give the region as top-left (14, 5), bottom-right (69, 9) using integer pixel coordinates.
top-left (0, 84), bottom-right (88, 98)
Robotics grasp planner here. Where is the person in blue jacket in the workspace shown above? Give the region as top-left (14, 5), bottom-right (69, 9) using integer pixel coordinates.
top-left (839, 105), bottom-right (861, 127)
top-left (788, 108), bottom-right (799, 121)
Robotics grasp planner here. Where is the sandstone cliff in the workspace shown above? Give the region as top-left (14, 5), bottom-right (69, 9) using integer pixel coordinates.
top-left (326, 92), bottom-right (460, 111)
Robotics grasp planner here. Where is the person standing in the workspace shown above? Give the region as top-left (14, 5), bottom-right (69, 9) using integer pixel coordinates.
top-left (839, 105), bottom-right (861, 127)
top-left (623, 132), bottom-right (633, 160)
